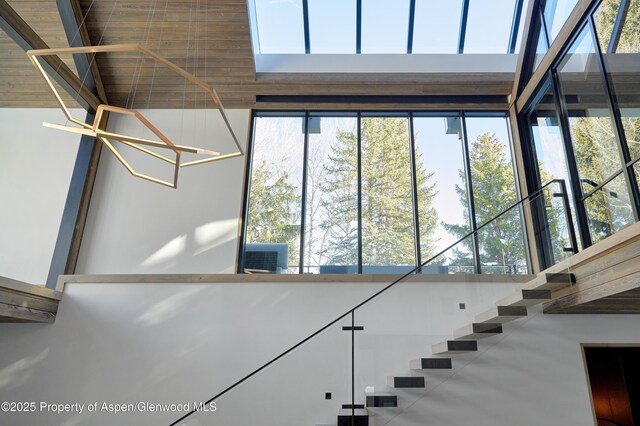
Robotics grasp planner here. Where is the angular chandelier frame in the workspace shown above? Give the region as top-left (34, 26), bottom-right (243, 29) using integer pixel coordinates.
top-left (27, 44), bottom-right (245, 188)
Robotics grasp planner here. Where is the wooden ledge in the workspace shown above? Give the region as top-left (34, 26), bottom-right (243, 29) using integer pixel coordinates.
top-left (0, 276), bottom-right (61, 300)
top-left (56, 273), bottom-right (533, 292)
top-left (543, 221), bottom-right (640, 314)
top-left (0, 276), bottom-right (62, 323)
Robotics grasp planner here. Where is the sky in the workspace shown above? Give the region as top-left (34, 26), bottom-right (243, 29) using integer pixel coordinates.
top-left (253, 0), bottom-right (533, 54)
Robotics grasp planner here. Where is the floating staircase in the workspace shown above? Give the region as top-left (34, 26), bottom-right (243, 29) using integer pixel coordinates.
top-left (331, 272), bottom-right (576, 426)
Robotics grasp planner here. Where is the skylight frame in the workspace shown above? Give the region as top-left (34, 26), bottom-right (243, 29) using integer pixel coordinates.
top-left (250, 0), bottom-right (529, 55)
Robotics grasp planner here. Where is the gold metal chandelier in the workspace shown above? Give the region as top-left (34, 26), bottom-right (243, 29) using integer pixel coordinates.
top-left (27, 44), bottom-right (244, 189)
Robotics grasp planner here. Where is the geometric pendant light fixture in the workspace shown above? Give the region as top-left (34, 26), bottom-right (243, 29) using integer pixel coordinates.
top-left (27, 44), bottom-right (244, 189)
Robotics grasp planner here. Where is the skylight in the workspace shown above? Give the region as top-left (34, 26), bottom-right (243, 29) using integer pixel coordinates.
top-left (250, 0), bottom-right (528, 55)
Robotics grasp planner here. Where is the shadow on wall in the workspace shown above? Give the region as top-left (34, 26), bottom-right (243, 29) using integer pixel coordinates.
top-left (0, 348), bottom-right (49, 391)
top-left (139, 218), bottom-right (239, 271)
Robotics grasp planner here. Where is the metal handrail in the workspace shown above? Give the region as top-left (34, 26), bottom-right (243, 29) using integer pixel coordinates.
top-left (169, 178), bottom-right (573, 426)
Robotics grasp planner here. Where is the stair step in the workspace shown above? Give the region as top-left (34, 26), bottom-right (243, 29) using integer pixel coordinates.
top-left (475, 305), bottom-right (527, 324)
top-left (523, 272), bottom-right (575, 291)
top-left (341, 404), bottom-right (365, 409)
top-left (453, 323), bottom-right (503, 340)
top-left (432, 340), bottom-right (478, 354)
top-left (337, 409), bottom-right (369, 426)
top-left (366, 394), bottom-right (397, 408)
top-left (496, 289), bottom-right (553, 307)
top-left (387, 376), bottom-right (425, 388)
top-left (409, 358), bottom-right (452, 370)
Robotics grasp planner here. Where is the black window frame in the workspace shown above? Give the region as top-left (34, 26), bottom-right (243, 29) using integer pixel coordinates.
top-left (237, 110), bottom-right (529, 275)
top-left (517, 0), bottom-right (640, 270)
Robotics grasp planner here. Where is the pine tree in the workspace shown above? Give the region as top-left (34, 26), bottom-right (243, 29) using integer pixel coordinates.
top-left (246, 160), bottom-right (300, 265)
top-left (444, 133), bottom-right (525, 272)
top-left (318, 118), bottom-right (438, 266)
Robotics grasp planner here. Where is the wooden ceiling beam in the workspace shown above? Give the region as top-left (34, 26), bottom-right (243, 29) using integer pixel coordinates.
top-left (0, 0), bottom-right (100, 111)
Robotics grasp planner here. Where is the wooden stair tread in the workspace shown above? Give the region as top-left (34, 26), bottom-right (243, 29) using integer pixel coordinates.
top-left (496, 289), bottom-right (553, 307)
top-left (409, 358), bottom-right (452, 370)
top-left (520, 272), bottom-right (575, 291)
top-left (453, 323), bottom-right (503, 340)
top-left (387, 376), bottom-right (425, 388)
top-left (432, 340), bottom-right (478, 354)
top-left (475, 305), bottom-right (527, 324)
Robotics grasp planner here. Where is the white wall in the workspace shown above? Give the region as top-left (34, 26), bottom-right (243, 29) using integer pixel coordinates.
top-left (0, 109), bottom-right (82, 285)
top-left (0, 278), bottom-right (637, 426)
top-left (76, 109), bottom-right (251, 275)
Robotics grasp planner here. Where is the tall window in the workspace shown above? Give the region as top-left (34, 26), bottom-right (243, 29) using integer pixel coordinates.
top-left (557, 23), bottom-right (635, 242)
top-left (360, 117), bottom-right (416, 272)
top-left (242, 112), bottom-right (526, 275)
top-left (466, 116), bottom-right (527, 274)
top-left (527, 81), bottom-right (580, 263)
top-left (304, 116), bottom-right (358, 273)
top-left (412, 116), bottom-right (470, 271)
top-left (244, 116), bottom-right (304, 273)
top-left (521, 0), bottom-right (640, 268)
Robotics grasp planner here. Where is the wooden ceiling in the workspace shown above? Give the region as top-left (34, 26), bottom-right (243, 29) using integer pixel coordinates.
top-left (1, 0), bottom-right (516, 110)
top-left (0, 0), bottom-right (81, 107)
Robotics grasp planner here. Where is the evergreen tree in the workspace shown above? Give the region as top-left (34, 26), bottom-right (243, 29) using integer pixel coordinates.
top-left (316, 128), bottom-right (359, 265)
top-left (318, 118), bottom-right (438, 266)
top-left (246, 160), bottom-right (300, 265)
top-left (444, 133), bottom-right (525, 272)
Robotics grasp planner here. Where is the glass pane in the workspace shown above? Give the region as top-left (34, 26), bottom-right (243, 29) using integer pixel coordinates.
top-left (244, 117), bottom-right (304, 273)
top-left (529, 87), bottom-right (571, 187)
top-left (361, 117), bottom-right (416, 272)
top-left (413, 116), bottom-right (471, 272)
top-left (634, 161), bottom-right (640, 188)
top-left (465, 116), bottom-right (527, 273)
top-left (477, 209), bottom-right (528, 274)
top-left (534, 18), bottom-right (550, 70)
top-left (544, 0), bottom-right (579, 43)
top-left (303, 117), bottom-right (359, 274)
top-left (466, 117), bottom-right (519, 212)
top-left (412, 0), bottom-right (462, 53)
top-left (428, 234), bottom-right (476, 273)
top-left (464, 0), bottom-right (515, 53)
top-left (528, 82), bottom-right (582, 256)
top-left (308, 0), bottom-right (357, 53)
top-left (593, 0), bottom-right (625, 51)
top-left (542, 181), bottom-right (578, 263)
top-left (361, 0), bottom-right (411, 53)
top-left (557, 25), bottom-right (623, 194)
top-left (254, 0), bottom-right (305, 53)
top-left (584, 173), bottom-right (635, 243)
top-left (594, 0), bottom-right (640, 160)
top-left (514, 0), bottom-right (532, 53)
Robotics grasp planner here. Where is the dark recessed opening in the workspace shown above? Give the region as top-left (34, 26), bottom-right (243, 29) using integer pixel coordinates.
top-left (584, 346), bottom-right (640, 426)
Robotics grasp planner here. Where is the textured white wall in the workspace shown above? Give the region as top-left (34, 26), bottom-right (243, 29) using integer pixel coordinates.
top-left (0, 278), bottom-right (636, 426)
top-left (0, 109), bottom-right (82, 285)
top-left (76, 109), bottom-right (251, 275)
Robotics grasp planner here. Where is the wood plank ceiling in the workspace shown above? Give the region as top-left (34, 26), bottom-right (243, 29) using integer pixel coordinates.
top-left (1, 0), bottom-right (516, 110)
top-left (0, 0), bottom-right (81, 107)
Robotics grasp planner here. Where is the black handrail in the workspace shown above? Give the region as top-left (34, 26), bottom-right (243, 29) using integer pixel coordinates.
top-left (169, 178), bottom-right (572, 426)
